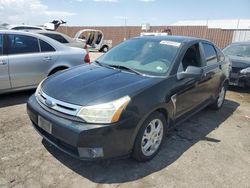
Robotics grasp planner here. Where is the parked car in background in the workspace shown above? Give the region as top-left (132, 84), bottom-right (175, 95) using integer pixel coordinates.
top-left (223, 42), bottom-right (250, 87)
top-left (27, 36), bottom-right (230, 162)
top-left (75, 29), bottom-right (112, 52)
top-left (0, 24), bottom-right (44, 30)
top-left (0, 30), bottom-right (90, 94)
top-left (29, 30), bottom-right (87, 49)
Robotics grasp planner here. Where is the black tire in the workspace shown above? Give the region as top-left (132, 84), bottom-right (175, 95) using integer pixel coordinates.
top-left (102, 46), bottom-right (109, 53)
top-left (210, 84), bottom-right (226, 110)
top-left (132, 111), bottom-right (167, 162)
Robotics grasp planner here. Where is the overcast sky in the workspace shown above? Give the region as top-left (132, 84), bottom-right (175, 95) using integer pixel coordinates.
top-left (0, 0), bottom-right (250, 26)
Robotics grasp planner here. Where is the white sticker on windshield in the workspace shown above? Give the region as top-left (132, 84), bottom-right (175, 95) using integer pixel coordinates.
top-left (160, 40), bottom-right (181, 47)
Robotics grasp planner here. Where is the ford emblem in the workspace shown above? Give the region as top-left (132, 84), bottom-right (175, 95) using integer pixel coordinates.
top-left (45, 99), bottom-right (55, 107)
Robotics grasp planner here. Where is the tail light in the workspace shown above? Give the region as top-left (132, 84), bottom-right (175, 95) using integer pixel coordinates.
top-left (84, 52), bottom-right (90, 63)
top-left (83, 43), bottom-right (90, 63)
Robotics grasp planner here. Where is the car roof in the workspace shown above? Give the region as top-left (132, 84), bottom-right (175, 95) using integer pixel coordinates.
top-left (133, 35), bottom-right (213, 45)
top-left (0, 29), bottom-right (68, 50)
top-left (27, 30), bottom-right (63, 35)
top-left (7, 24), bottom-right (44, 29)
top-left (26, 29), bottom-right (75, 42)
top-left (229, 41), bottom-right (250, 45)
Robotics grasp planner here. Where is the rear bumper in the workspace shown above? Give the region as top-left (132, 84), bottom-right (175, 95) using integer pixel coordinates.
top-left (27, 95), bottom-right (139, 160)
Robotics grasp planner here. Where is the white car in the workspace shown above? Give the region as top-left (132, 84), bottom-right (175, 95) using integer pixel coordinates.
top-left (0, 30), bottom-right (90, 94)
top-left (29, 30), bottom-right (87, 49)
top-left (75, 29), bottom-right (112, 52)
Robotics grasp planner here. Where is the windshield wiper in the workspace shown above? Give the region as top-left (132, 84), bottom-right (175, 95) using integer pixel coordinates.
top-left (109, 65), bottom-right (144, 76)
top-left (94, 60), bottom-right (113, 69)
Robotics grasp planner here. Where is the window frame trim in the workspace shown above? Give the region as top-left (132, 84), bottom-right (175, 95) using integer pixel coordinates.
top-left (201, 42), bottom-right (219, 66)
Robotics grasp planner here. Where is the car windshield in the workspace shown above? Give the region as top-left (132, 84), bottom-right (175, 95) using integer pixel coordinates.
top-left (223, 44), bottom-right (250, 57)
top-left (97, 38), bottom-right (181, 76)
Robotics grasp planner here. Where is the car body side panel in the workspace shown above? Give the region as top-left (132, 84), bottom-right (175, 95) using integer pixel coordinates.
top-left (123, 77), bottom-right (176, 147)
top-left (8, 53), bottom-right (56, 88)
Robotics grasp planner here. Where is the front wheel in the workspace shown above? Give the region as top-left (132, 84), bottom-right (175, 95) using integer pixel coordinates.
top-left (132, 112), bottom-right (166, 162)
top-left (210, 85), bottom-right (226, 110)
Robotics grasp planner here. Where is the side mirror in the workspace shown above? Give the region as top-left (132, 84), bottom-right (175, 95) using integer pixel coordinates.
top-left (177, 66), bottom-right (203, 80)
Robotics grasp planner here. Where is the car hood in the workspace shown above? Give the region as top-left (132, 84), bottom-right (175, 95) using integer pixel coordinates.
top-left (42, 64), bottom-right (158, 106)
top-left (228, 55), bottom-right (250, 69)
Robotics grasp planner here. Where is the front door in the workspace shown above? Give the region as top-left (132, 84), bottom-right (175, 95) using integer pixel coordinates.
top-left (174, 43), bottom-right (207, 120)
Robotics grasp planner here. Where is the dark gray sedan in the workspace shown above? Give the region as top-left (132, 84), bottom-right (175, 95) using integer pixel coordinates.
top-left (27, 36), bottom-right (230, 162)
top-left (223, 41), bottom-right (250, 87)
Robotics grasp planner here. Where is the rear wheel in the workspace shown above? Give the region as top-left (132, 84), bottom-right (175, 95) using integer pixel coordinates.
top-left (102, 46), bottom-right (109, 53)
top-left (210, 85), bottom-right (226, 110)
top-left (132, 112), bottom-right (166, 162)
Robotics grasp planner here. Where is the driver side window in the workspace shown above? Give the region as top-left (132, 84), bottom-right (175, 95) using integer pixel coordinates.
top-left (178, 43), bottom-right (202, 72)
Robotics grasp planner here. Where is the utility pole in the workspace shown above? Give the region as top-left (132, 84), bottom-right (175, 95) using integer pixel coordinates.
top-left (124, 17), bottom-right (127, 41)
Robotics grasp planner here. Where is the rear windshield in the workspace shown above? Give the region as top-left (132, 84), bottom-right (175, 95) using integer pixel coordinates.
top-left (41, 33), bottom-right (68, 44)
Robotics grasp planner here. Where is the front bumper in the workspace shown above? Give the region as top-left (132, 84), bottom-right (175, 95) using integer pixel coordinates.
top-left (27, 95), bottom-right (139, 160)
top-left (229, 72), bottom-right (250, 87)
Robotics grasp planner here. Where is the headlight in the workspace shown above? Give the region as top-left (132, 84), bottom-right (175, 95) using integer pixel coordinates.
top-left (240, 67), bottom-right (250, 74)
top-left (35, 79), bottom-right (45, 97)
top-left (77, 96), bottom-right (131, 124)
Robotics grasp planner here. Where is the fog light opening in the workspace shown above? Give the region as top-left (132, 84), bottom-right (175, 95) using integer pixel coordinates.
top-left (78, 147), bottom-right (104, 158)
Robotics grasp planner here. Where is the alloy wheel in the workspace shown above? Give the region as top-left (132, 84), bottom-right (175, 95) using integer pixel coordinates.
top-left (217, 86), bottom-right (225, 107)
top-left (141, 118), bottom-right (164, 156)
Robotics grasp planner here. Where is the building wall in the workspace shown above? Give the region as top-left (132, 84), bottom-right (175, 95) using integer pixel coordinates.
top-left (57, 26), bottom-right (234, 49)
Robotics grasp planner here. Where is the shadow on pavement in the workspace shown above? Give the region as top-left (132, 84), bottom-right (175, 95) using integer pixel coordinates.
top-left (43, 99), bottom-right (239, 184)
top-left (0, 90), bottom-right (34, 108)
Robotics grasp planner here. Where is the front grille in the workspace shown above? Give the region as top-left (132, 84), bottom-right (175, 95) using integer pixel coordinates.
top-left (36, 90), bottom-right (85, 122)
top-left (37, 100), bottom-right (85, 122)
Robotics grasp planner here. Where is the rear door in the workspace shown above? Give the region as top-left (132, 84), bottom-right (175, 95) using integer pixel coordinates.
top-left (200, 42), bottom-right (222, 99)
top-left (6, 34), bottom-right (53, 88)
top-left (0, 34), bottom-right (11, 91)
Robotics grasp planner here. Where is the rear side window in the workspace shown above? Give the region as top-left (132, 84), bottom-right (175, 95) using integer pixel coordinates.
top-left (39, 39), bottom-right (55, 52)
top-left (202, 43), bottom-right (218, 65)
top-left (0, 34), bottom-right (3, 55)
top-left (7, 34), bottom-right (39, 55)
top-left (41, 33), bottom-right (68, 43)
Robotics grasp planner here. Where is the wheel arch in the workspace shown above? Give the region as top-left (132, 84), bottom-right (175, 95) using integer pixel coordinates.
top-left (130, 105), bottom-right (171, 150)
top-left (48, 66), bottom-right (69, 76)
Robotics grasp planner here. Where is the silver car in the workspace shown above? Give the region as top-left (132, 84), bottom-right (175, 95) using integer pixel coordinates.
top-left (29, 30), bottom-right (87, 49)
top-left (0, 30), bottom-right (89, 94)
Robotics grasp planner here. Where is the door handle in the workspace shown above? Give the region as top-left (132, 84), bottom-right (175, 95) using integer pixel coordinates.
top-left (43, 57), bottom-right (52, 61)
top-left (0, 61), bottom-right (7, 65)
